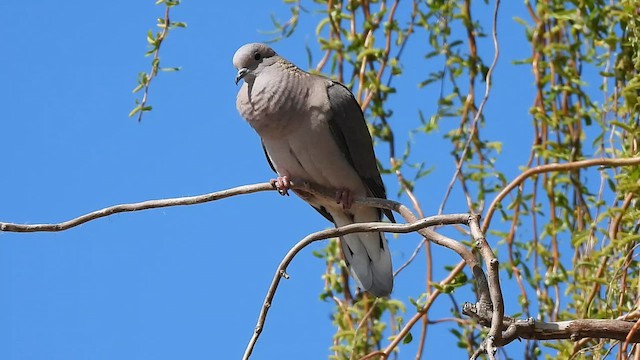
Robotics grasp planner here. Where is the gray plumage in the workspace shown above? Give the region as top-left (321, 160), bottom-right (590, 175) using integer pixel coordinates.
top-left (233, 43), bottom-right (394, 297)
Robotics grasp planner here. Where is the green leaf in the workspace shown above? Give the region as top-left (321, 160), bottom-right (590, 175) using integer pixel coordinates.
top-left (146, 30), bottom-right (156, 45)
top-left (128, 105), bottom-right (142, 118)
top-left (402, 332), bottom-right (413, 344)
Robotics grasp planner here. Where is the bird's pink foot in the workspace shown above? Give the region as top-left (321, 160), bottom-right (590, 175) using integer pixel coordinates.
top-left (270, 176), bottom-right (291, 196)
top-left (335, 188), bottom-right (354, 210)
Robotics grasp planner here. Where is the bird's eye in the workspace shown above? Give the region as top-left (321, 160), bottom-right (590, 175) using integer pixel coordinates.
top-left (254, 52), bottom-right (262, 61)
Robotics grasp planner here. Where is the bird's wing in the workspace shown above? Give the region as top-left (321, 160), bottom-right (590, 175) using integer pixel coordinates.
top-left (325, 81), bottom-right (395, 222)
top-left (262, 141), bottom-right (335, 222)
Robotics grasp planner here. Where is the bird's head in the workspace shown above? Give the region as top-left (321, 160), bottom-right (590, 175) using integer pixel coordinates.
top-left (233, 43), bottom-right (277, 85)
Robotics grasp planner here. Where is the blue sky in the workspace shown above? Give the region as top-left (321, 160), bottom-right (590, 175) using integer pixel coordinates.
top-left (0, 1), bottom-right (540, 359)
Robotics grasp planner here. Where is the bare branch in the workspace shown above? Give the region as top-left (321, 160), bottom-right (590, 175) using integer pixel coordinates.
top-left (242, 213), bottom-right (473, 360)
top-left (0, 183), bottom-right (274, 233)
top-left (470, 213), bottom-right (503, 357)
top-left (463, 304), bottom-right (640, 345)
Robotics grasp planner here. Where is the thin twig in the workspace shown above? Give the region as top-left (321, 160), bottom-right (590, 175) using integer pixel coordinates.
top-left (437, 0), bottom-right (501, 216)
top-left (382, 261), bottom-right (468, 357)
top-left (133, 5), bottom-right (171, 122)
top-left (242, 213), bottom-right (472, 360)
top-left (349, 297), bottom-right (381, 360)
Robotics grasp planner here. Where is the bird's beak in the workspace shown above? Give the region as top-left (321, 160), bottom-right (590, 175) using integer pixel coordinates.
top-left (235, 68), bottom-right (249, 85)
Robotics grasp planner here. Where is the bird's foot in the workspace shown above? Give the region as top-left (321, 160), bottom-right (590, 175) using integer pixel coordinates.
top-left (270, 176), bottom-right (291, 196)
top-left (335, 188), bottom-right (354, 210)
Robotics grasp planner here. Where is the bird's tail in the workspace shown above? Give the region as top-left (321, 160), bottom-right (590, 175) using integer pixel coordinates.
top-left (339, 231), bottom-right (393, 297)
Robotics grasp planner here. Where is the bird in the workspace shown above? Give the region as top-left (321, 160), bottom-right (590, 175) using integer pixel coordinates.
top-left (233, 43), bottom-right (395, 297)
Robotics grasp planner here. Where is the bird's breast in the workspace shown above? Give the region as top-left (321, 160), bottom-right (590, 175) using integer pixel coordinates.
top-left (236, 74), bottom-right (317, 137)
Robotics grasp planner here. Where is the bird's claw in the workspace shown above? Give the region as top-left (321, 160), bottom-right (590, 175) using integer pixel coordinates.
top-left (270, 176), bottom-right (291, 196)
top-left (335, 188), bottom-right (354, 210)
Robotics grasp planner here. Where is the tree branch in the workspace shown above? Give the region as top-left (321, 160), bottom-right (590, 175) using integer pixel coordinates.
top-left (242, 213), bottom-right (473, 360)
top-left (463, 304), bottom-right (639, 344)
top-left (238, 180), bottom-right (499, 359)
top-left (481, 156), bottom-right (640, 233)
top-left (0, 183), bottom-right (274, 232)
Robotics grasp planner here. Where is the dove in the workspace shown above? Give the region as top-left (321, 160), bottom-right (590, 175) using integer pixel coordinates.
top-left (233, 43), bottom-right (394, 297)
